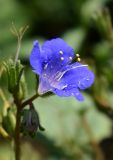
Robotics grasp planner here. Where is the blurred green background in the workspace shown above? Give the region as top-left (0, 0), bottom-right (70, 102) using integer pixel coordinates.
top-left (1, 0), bottom-right (113, 160)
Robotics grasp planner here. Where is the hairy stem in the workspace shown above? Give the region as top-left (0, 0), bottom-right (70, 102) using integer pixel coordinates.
top-left (14, 95), bottom-right (22, 160)
top-left (21, 93), bottom-right (39, 108)
top-left (14, 105), bottom-right (21, 160)
top-left (15, 38), bottom-right (21, 65)
top-left (14, 93), bottom-right (39, 160)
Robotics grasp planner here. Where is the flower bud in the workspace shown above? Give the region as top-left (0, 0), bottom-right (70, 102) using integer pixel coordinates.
top-left (21, 103), bottom-right (45, 136)
top-left (2, 108), bottom-right (16, 137)
top-left (4, 59), bottom-right (27, 100)
top-left (93, 8), bottom-right (113, 41)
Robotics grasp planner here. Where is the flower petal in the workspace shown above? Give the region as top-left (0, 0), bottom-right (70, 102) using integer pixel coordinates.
top-left (42, 38), bottom-right (74, 65)
top-left (38, 77), bottom-right (52, 95)
top-left (50, 62), bottom-right (95, 90)
top-left (40, 38), bottom-right (75, 83)
top-left (29, 41), bottom-right (42, 75)
top-left (53, 87), bottom-right (84, 101)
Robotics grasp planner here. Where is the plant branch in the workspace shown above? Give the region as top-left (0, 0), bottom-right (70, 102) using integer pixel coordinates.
top-left (13, 91), bottom-right (39, 160)
top-left (21, 93), bottom-right (39, 108)
top-left (14, 97), bottom-right (22, 160)
top-left (15, 38), bottom-right (21, 64)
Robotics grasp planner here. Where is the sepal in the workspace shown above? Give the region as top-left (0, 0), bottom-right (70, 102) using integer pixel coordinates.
top-left (21, 103), bottom-right (45, 137)
top-left (3, 59), bottom-right (27, 100)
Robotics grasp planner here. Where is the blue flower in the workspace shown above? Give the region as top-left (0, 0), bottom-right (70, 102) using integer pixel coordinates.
top-left (30, 38), bottom-right (95, 101)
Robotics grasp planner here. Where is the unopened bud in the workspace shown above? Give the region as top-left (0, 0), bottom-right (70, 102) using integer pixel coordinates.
top-left (3, 59), bottom-right (27, 100)
top-left (21, 103), bottom-right (45, 136)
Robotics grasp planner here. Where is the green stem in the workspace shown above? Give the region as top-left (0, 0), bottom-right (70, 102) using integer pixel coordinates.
top-left (14, 105), bottom-right (21, 160)
top-left (14, 93), bottom-right (39, 160)
top-left (15, 38), bottom-right (21, 65)
top-left (21, 93), bottom-right (39, 108)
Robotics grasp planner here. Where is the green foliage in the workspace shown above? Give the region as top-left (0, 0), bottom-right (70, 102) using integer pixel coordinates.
top-left (2, 108), bottom-right (16, 136)
top-left (3, 59), bottom-right (26, 100)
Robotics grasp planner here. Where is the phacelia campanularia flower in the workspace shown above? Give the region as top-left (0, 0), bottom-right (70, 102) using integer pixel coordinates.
top-left (30, 38), bottom-right (95, 101)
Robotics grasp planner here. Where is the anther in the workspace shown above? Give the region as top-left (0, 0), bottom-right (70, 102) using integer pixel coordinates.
top-left (61, 57), bottom-right (64, 60)
top-left (76, 54), bottom-right (81, 62)
top-left (77, 58), bottom-right (81, 62)
top-left (44, 64), bottom-right (48, 69)
top-left (69, 56), bottom-right (72, 60)
top-left (76, 54), bottom-right (80, 57)
top-left (59, 51), bottom-right (63, 55)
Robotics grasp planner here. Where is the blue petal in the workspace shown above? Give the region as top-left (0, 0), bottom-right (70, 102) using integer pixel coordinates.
top-left (42, 38), bottom-right (74, 65)
top-left (53, 87), bottom-right (84, 101)
top-left (29, 41), bottom-right (42, 75)
top-left (30, 38), bottom-right (75, 77)
top-left (38, 76), bottom-right (52, 95)
top-left (50, 62), bottom-right (95, 90)
top-left (40, 38), bottom-right (75, 82)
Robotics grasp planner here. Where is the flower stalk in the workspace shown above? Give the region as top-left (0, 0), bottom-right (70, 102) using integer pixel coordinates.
top-left (21, 93), bottom-right (39, 108)
top-left (14, 105), bottom-right (21, 160)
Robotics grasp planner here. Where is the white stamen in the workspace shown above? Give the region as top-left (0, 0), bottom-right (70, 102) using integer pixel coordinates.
top-left (44, 63), bottom-right (48, 69)
top-left (62, 84), bottom-right (68, 89)
top-left (69, 56), bottom-right (72, 60)
top-left (56, 64), bottom-right (88, 81)
top-left (61, 57), bottom-right (64, 60)
top-left (59, 50), bottom-right (63, 55)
